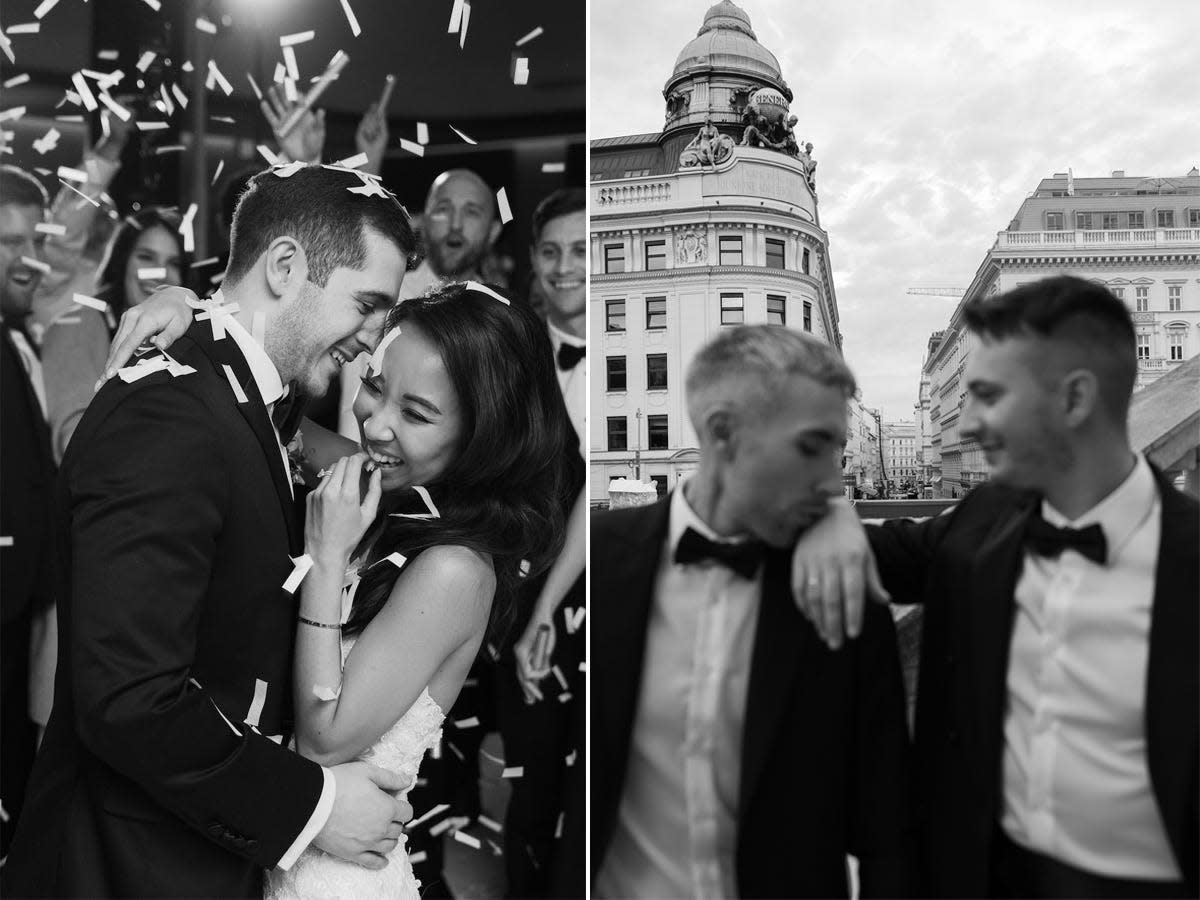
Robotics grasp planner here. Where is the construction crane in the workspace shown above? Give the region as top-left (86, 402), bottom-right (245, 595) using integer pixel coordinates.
top-left (907, 287), bottom-right (966, 297)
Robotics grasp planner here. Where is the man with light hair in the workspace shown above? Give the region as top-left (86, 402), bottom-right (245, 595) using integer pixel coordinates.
top-left (591, 325), bottom-right (914, 898)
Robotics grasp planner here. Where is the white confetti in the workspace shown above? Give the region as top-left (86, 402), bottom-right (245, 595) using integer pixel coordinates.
top-left (190, 256), bottom-right (220, 269)
top-left (98, 49), bottom-right (119, 61)
top-left (459, 3), bottom-right (471, 49)
top-left (501, 766), bottom-right (524, 779)
top-left (541, 161), bottom-right (565, 174)
top-left (336, 152), bottom-right (369, 169)
top-left (210, 159), bottom-right (225, 186)
top-left (416, 122), bottom-right (429, 145)
top-left (179, 203), bottom-right (197, 253)
top-left (243, 679), bottom-right (268, 728)
top-left (552, 664), bottom-right (568, 691)
top-left (58, 179), bottom-right (98, 206)
top-left (72, 293), bottom-right (107, 312)
top-left (449, 124), bottom-right (476, 145)
top-left (312, 683), bottom-right (341, 701)
top-left (273, 160), bottom-right (306, 178)
top-left (280, 30), bottom-right (315, 47)
top-left (154, 144), bottom-right (186, 156)
top-left (223, 364), bottom-right (249, 403)
top-left (136, 51), bottom-right (156, 72)
top-left (1, 537), bottom-right (15, 548)
top-left (513, 57), bottom-right (529, 86)
top-left (453, 831), bottom-right (481, 849)
top-left (368, 326), bottom-right (402, 374)
top-left (207, 59), bottom-right (233, 96)
top-left (141, 0), bottom-right (161, 10)
top-left (338, 0), bottom-right (361, 36)
top-left (448, 0), bottom-right (465, 33)
top-left (412, 485), bottom-right (441, 518)
top-left (273, 62), bottom-right (286, 84)
top-left (564, 606), bottom-right (586, 633)
top-left (496, 187), bottom-right (513, 224)
top-left (464, 280), bottom-right (510, 306)
top-left (257, 144), bottom-right (281, 166)
top-left (195, 16), bottom-right (216, 34)
top-left (398, 138), bottom-right (424, 157)
top-left (34, 222), bottom-right (66, 236)
top-left (171, 83), bottom-right (188, 108)
top-left (19, 255), bottom-right (50, 274)
top-left (3, 73), bottom-right (30, 88)
top-left (347, 178), bottom-right (389, 198)
top-left (71, 72), bottom-right (97, 111)
top-left (6, 23), bottom-right (41, 35)
top-left (137, 267), bottom-right (167, 280)
top-left (97, 91), bottom-right (132, 121)
top-left (276, 50), bottom-right (348, 137)
top-left (283, 46), bottom-right (300, 83)
top-left (454, 716), bottom-right (480, 729)
top-left (117, 356), bottom-right (168, 382)
top-left (477, 814), bottom-right (503, 833)
top-left (408, 851), bottom-right (428, 865)
top-left (381, 551), bottom-right (407, 569)
top-left (246, 73), bottom-right (263, 101)
top-left (135, 121), bottom-right (169, 131)
top-left (515, 26), bottom-right (544, 46)
top-left (282, 553), bottom-right (314, 593)
top-left (565, 749), bottom-right (576, 767)
top-left (429, 817), bottom-right (454, 837)
top-left (0, 106), bottom-right (26, 123)
top-left (409, 803), bottom-right (450, 829)
top-left (182, 60), bottom-right (194, 72)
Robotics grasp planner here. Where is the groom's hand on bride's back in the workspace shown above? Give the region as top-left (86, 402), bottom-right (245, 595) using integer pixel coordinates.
top-left (315, 761), bottom-right (413, 870)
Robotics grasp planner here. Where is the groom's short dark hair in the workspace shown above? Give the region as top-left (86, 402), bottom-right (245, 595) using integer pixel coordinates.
top-left (223, 165), bottom-right (417, 288)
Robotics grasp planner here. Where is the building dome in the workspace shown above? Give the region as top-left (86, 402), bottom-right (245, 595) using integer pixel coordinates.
top-left (671, 0), bottom-right (783, 84)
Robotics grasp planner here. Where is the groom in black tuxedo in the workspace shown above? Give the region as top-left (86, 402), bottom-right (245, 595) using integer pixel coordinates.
top-left (5, 166), bottom-right (419, 898)
top-left (792, 276), bottom-right (1197, 898)
top-left (591, 326), bottom-right (914, 898)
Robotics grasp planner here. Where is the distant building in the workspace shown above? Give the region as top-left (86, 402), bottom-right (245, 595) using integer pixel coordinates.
top-left (589, 0), bottom-right (843, 504)
top-left (844, 398), bottom-right (881, 498)
top-left (925, 169), bottom-right (1200, 497)
top-left (882, 421), bottom-right (919, 486)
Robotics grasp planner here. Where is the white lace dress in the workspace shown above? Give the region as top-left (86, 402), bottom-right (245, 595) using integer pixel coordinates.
top-left (265, 636), bottom-right (445, 900)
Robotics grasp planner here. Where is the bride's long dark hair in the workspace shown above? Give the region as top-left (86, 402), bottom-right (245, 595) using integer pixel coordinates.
top-left (343, 283), bottom-right (569, 643)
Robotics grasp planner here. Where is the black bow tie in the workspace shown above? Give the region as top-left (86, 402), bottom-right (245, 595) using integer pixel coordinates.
top-left (1024, 514), bottom-right (1107, 565)
top-left (270, 388), bottom-right (305, 445)
top-left (674, 527), bottom-right (765, 579)
top-left (557, 342), bottom-right (585, 371)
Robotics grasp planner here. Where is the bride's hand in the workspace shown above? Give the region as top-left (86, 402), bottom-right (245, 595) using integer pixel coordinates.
top-left (513, 615), bottom-right (556, 704)
top-left (305, 453), bottom-right (381, 566)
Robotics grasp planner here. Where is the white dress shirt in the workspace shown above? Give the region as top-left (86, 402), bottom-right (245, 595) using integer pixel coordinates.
top-left (1001, 454), bottom-right (1179, 880)
top-left (596, 484), bottom-right (761, 899)
top-left (547, 320), bottom-right (585, 453)
top-left (225, 312), bottom-right (334, 869)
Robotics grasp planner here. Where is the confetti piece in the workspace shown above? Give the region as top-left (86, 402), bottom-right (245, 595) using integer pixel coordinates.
top-left (56, 165), bottom-right (88, 182)
top-left (0, 106), bottom-right (26, 122)
top-left (141, 0), bottom-right (161, 10)
top-left (155, 144), bottom-right (186, 156)
top-left (243, 678), bottom-right (268, 727)
top-left (280, 30), bottom-right (315, 47)
top-left (54, 115), bottom-right (85, 123)
top-left (171, 83), bottom-right (188, 108)
top-left (190, 256), bottom-right (220, 269)
top-left (541, 161), bottom-right (565, 174)
top-left (257, 144), bottom-right (281, 166)
top-left (381, 551), bottom-right (407, 569)
top-left (282, 553), bottom-right (314, 592)
top-left (137, 267), bottom-right (167, 280)
top-left (454, 716), bottom-right (480, 729)
top-left (409, 803), bottom-right (450, 829)
top-left (398, 138), bottom-right (424, 157)
top-left (179, 203), bottom-right (197, 253)
top-left (464, 281), bottom-right (510, 306)
top-left (223, 364), bottom-right (249, 403)
top-left (513, 57), bottom-right (530, 86)
top-left (477, 815), bottom-right (503, 833)
top-left (558, 692), bottom-right (572, 703)
top-left (136, 51), bottom-right (156, 72)
top-left (449, 124), bottom-right (476, 145)
top-left (98, 48), bottom-right (119, 61)
top-left (273, 160), bottom-right (305, 178)
top-left (501, 766), bottom-right (524, 779)
top-left (347, 177), bottom-right (389, 198)
top-left (58, 179), bottom-right (98, 206)
top-left (246, 73), bottom-right (263, 101)
top-left (195, 16), bottom-right (216, 34)
top-left (564, 606), bottom-right (586, 633)
top-left (273, 62), bottom-right (286, 84)
top-left (519, 558), bottom-right (531, 576)
top-left (448, 0), bottom-right (465, 33)
top-left (338, 0), bottom-right (361, 36)
top-left (429, 818), bottom-right (455, 837)
top-left (453, 831), bottom-right (481, 850)
top-left (71, 293), bottom-right (107, 312)
top-left (551, 665), bottom-right (568, 691)
top-left (409, 851), bottom-right (428, 865)
top-left (416, 122), bottom-right (429, 145)
top-left (19, 255), bottom-right (50, 274)
top-left (277, 50), bottom-right (348, 137)
top-left (412, 485), bottom-right (441, 517)
top-left (97, 91), bottom-right (132, 121)
top-left (515, 26), bottom-right (544, 46)
top-left (209, 159), bottom-right (225, 187)
top-left (496, 187), bottom-right (513, 224)
top-left (554, 812), bottom-right (564, 839)
top-left (459, 3), bottom-right (471, 49)
top-left (167, 362), bottom-right (196, 377)
top-left (0, 537), bottom-right (14, 548)
top-left (207, 59), bottom-right (233, 96)
top-left (578, 661), bottom-right (587, 672)
top-left (565, 749), bottom-right (576, 767)
top-left (368, 325), bottom-right (401, 374)
top-left (0, 34), bottom-right (12, 65)
top-left (3, 73), bottom-right (29, 88)
top-left (336, 152), bottom-right (369, 169)
top-left (7, 23), bottom-right (41, 35)
top-left (158, 84), bottom-right (174, 116)
top-left (34, 222), bottom-right (66, 237)
top-left (71, 72), bottom-right (97, 111)
top-left (282, 45), bottom-right (300, 82)
top-left (136, 121), bottom-right (169, 131)
top-left (312, 683), bottom-right (341, 701)
top-left (117, 356), bottom-right (168, 382)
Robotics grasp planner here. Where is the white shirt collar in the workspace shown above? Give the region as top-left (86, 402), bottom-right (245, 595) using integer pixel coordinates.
top-left (668, 478), bottom-right (751, 555)
top-left (547, 319), bottom-right (585, 352)
top-left (223, 312), bottom-right (286, 407)
top-left (1042, 453), bottom-right (1157, 559)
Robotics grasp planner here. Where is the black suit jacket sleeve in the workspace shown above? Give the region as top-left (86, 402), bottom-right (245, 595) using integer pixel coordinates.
top-left (67, 386), bottom-right (324, 869)
top-left (849, 602), bottom-right (917, 898)
top-left (865, 506), bottom-right (960, 605)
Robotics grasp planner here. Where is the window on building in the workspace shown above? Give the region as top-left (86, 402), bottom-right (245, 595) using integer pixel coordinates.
top-left (1101, 212), bottom-right (1120, 230)
top-left (621, 169), bottom-right (651, 178)
top-left (1157, 209), bottom-right (1175, 228)
top-left (801, 247), bottom-right (811, 274)
top-left (765, 238), bottom-right (785, 269)
top-left (1189, 209), bottom-right (1200, 227)
top-left (719, 236), bottom-right (743, 266)
top-left (607, 417), bottom-right (628, 451)
top-left (1136, 286), bottom-right (1150, 312)
top-left (645, 296), bottom-right (667, 330)
top-left (649, 474), bottom-right (668, 496)
top-left (767, 294), bottom-right (786, 326)
top-left (644, 240), bottom-right (667, 271)
top-left (1075, 212), bottom-right (1094, 230)
top-left (646, 354), bottom-right (668, 390)
top-left (1111, 286), bottom-right (1125, 301)
top-left (1169, 285), bottom-right (1182, 311)
top-left (1136, 333), bottom-right (1150, 360)
top-left (1169, 332), bottom-right (1184, 361)
top-left (720, 293), bottom-right (744, 325)
top-left (606, 356), bottom-right (626, 391)
top-left (803, 301), bottom-right (813, 332)
top-left (606, 299), bottom-right (626, 331)
top-left (1129, 210), bottom-right (1145, 229)
top-left (604, 243), bottom-right (625, 273)
top-left (647, 415), bottom-right (668, 450)
top-left (1045, 211), bottom-right (1064, 230)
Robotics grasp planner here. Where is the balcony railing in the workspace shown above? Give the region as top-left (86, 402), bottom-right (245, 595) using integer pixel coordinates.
top-left (995, 227), bottom-right (1200, 250)
top-left (595, 181), bottom-right (672, 207)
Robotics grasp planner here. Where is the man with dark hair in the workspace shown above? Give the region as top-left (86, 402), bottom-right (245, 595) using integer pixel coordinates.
top-left (6, 165), bottom-right (421, 897)
top-left (592, 325), bottom-right (914, 898)
top-left (791, 275), bottom-right (1197, 897)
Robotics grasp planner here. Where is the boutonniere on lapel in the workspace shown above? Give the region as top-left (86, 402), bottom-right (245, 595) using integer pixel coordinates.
top-left (284, 431), bottom-right (308, 487)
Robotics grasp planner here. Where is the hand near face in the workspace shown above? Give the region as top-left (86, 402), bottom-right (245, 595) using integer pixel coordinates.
top-left (305, 453), bottom-right (382, 567)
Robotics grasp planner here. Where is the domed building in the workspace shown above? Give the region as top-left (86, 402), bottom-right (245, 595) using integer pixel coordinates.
top-left (590, 0), bottom-right (846, 503)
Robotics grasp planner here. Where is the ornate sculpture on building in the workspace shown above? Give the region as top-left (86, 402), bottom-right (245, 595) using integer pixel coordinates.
top-left (676, 229), bottom-right (707, 264)
top-left (679, 117), bottom-right (734, 169)
top-left (665, 89), bottom-right (692, 119)
top-left (797, 140), bottom-right (817, 189)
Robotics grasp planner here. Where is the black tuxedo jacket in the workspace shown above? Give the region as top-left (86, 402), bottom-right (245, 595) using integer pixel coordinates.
top-left (5, 322), bottom-right (325, 898)
top-left (1, 327), bottom-right (56, 625)
top-left (866, 473), bottom-right (1198, 897)
top-left (592, 495), bottom-right (915, 899)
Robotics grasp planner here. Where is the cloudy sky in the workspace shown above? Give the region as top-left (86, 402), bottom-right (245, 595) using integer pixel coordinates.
top-left (590, 0), bottom-right (1200, 420)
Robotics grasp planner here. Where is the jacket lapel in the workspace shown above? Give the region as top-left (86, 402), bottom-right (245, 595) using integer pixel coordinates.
top-left (738, 551), bottom-right (807, 817)
top-left (185, 323), bottom-right (301, 552)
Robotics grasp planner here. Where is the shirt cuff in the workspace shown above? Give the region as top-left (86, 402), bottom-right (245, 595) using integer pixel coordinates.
top-left (276, 765), bottom-right (335, 870)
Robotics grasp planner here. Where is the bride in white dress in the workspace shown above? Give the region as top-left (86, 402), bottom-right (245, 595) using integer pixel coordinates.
top-left (266, 284), bottom-right (568, 899)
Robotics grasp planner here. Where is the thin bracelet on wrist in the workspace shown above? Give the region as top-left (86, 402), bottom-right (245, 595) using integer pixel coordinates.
top-left (298, 614), bottom-right (341, 630)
